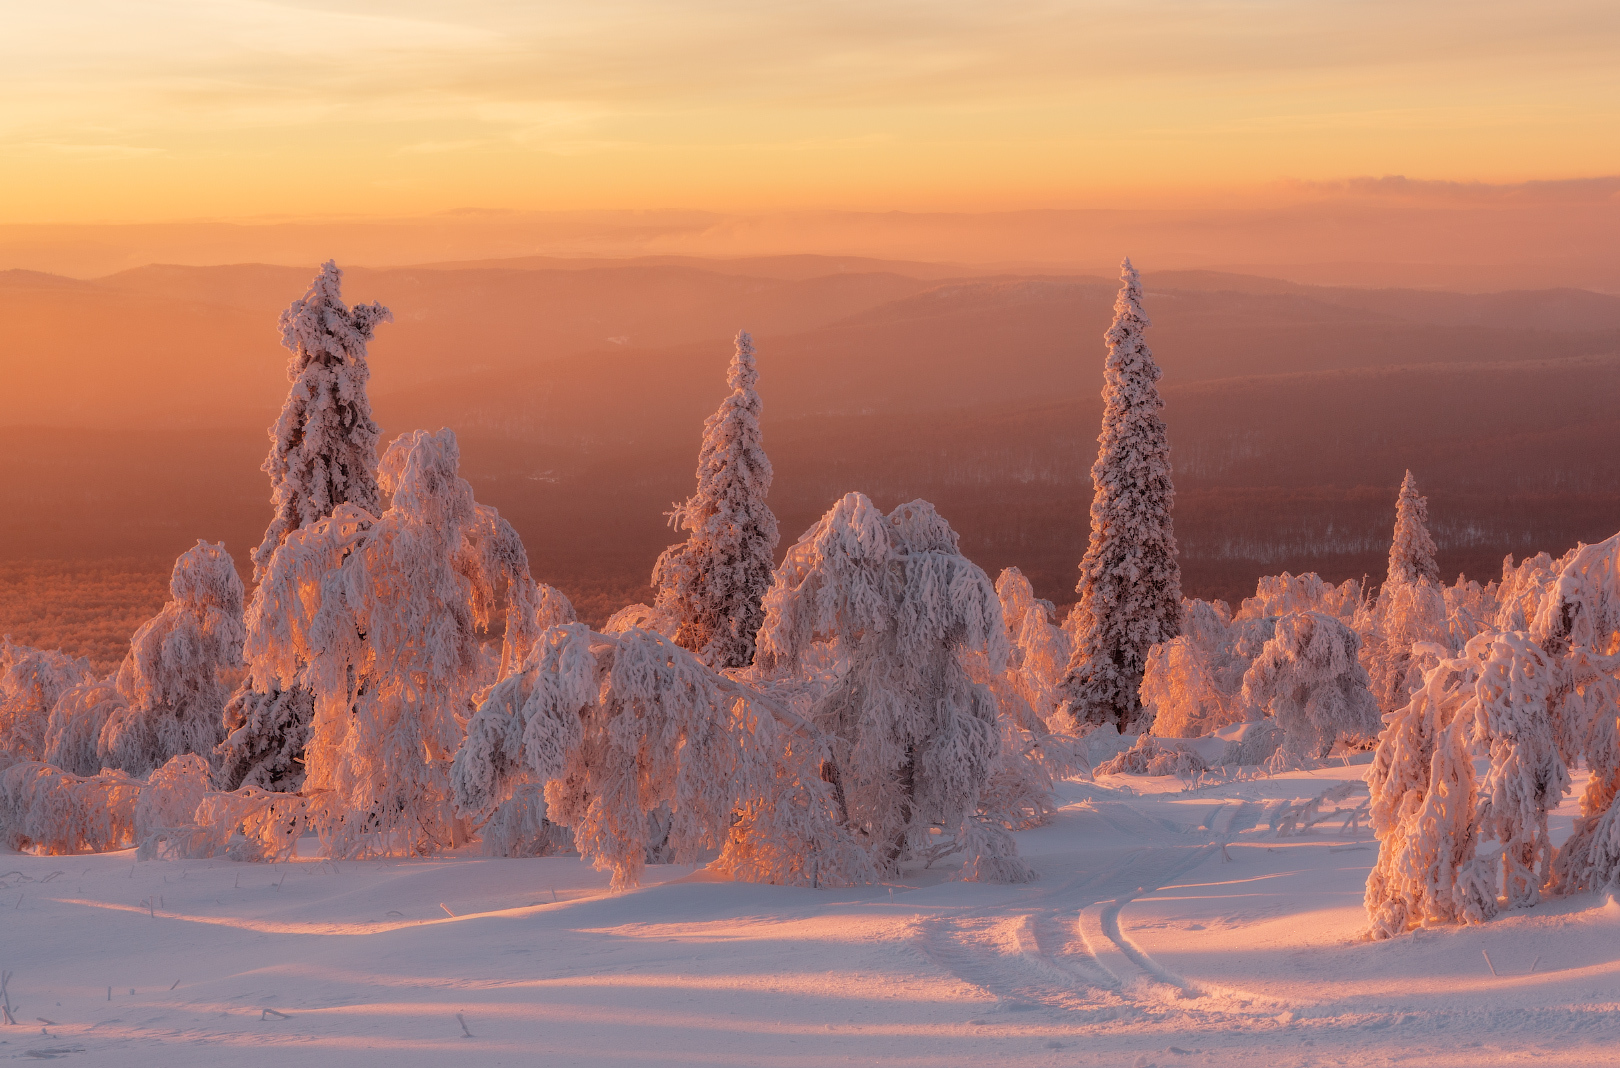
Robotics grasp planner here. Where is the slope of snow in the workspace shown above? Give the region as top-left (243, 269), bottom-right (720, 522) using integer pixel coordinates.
top-left (2, 766), bottom-right (1614, 1066)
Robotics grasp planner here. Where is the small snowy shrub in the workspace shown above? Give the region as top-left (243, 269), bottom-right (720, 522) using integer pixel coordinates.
top-left (1095, 734), bottom-right (1207, 778)
top-left (133, 753), bottom-right (214, 842)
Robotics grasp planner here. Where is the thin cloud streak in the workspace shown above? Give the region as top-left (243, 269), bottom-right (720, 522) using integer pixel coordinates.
top-left (2, 1), bottom-right (1618, 219)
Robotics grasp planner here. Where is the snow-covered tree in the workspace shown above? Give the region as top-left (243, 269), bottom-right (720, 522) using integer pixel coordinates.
top-left (1059, 258), bottom-right (1182, 734)
top-left (994, 567), bottom-right (1072, 729)
top-left (1364, 639), bottom-right (1499, 938)
top-left (0, 761), bottom-right (141, 855)
top-left (651, 331), bottom-right (779, 669)
top-left (222, 262), bottom-right (392, 791)
top-left (1386, 471), bottom-right (1441, 589)
top-left (1469, 631), bottom-right (1567, 908)
top-left (1241, 612), bottom-right (1380, 761)
top-left (97, 541), bottom-right (246, 776)
top-left (1237, 572), bottom-right (1361, 624)
top-left (0, 639), bottom-right (91, 771)
top-left (1357, 576), bottom-right (1451, 717)
top-left (453, 622), bottom-right (867, 888)
top-left (754, 493), bottom-right (1034, 882)
top-left (42, 678), bottom-right (126, 776)
top-left (1536, 534), bottom-right (1620, 895)
top-left (1495, 551), bottom-right (1564, 632)
top-left (1142, 599), bottom-right (1244, 738)
top-left (246, 429), bottom-right (522, 856)
top-left (252, 260), bottom-right (391, 579)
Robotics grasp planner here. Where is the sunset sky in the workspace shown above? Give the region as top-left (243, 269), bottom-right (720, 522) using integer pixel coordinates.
top-left (6, 0), bottom-right (1619, 223)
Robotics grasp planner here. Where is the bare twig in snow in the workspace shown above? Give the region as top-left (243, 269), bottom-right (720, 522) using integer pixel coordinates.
top-left (457, 1012), bottom-right (473, 1038)
top-left (260, 1008), bottom-right (291, 1020)
top-left (1483, 950), bottom-right (1498, 977)
top-left (440, 903), bottom-right (455, 918)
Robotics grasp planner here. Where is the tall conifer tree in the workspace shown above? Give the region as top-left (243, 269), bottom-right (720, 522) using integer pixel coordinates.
top-left (1059, 259), bottom-right (1182, 733)
top-left (1386, 470), bottom-right (1441, 589)
top-left (252, 260), bottom-right (392, 581)
top-left (652, 331), bottom-right (779, 669)
top-left (219, 262), bottom-right (390, 791)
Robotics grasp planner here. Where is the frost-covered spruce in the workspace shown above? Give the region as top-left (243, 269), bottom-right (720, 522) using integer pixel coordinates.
top-left (1059, 258), bottom-right (1182, 733)
top-left (754, 494), bottom-right (1034, 882)
top-left (222, 262), bottom-right (390, 790)
top-left (97, 541), bottom-right (246, 776)
top-left (652, 331), bottom-right (779, 669)
top-left (1240, 612), bottom-right (1380, 761)
top-left (1386, 471), bottom-right (1441, 590)
top-left (252, 260), bottom-right (391, 580)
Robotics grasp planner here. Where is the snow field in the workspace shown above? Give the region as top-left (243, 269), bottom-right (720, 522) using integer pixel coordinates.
top-left (5, 764), bottom-right (1616, 1067)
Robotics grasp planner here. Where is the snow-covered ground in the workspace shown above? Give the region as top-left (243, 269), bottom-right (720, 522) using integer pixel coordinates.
top-left (4, 764), bottom-right (1615, 1067)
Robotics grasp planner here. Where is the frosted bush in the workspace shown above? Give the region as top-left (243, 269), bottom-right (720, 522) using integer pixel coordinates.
top-left (1095, 734), bottom-right (1207, 778)
top-left (1469, 631), bottom-right (1567, 907)
top-left (995, 567), bottom-right (1072, 729)
top-left (1141, 598), bottom-right (1269, 738)
top-left (0, 639), bottom-right (92, 771)
top-left (99, 541), bottom-right (246, 776)
top-left (133, 753), bottom-right (214, 842)
top-left (0, 761), bottom-right (140, 854)
top-left (1536, 534), bottom-right (1620, 894)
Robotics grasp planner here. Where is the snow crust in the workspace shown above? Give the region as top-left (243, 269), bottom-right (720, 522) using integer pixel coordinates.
top-left (3, 764), bottom-right (1616, 1067)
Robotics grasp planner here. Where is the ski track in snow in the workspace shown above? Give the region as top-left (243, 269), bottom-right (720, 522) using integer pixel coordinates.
top-left (4, 765), bottom-right (1619, 1067)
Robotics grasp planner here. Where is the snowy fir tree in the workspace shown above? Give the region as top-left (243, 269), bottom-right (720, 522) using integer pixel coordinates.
top-left (252, 260), bottom-right (392, 580)
top-left (651, 331), bottom-right (779, 669)
top-left (1059, 258), bottom-right (1182, 734)
top-left (1386, 470), bottom-right (1442, 590)
top-left (219, 261), bottom-right (392, 791)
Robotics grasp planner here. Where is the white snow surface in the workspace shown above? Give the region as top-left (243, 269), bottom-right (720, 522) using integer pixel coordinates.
top-left (4, 764), bottom-right (1615, 1067)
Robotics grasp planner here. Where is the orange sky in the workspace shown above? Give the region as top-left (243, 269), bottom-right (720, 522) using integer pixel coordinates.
top-left (5, 1), bottom-right (1619, 224)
